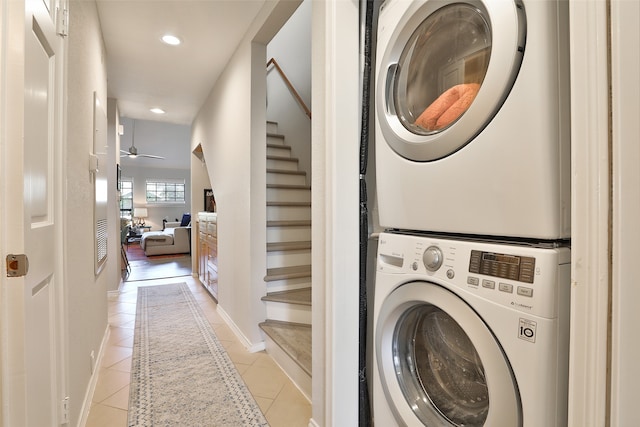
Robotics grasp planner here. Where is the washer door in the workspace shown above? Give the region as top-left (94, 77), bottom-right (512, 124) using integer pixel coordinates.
top-left (377, 0), bottom-right (526, 161)
top-left (376, 281), bottom-right (521, 426)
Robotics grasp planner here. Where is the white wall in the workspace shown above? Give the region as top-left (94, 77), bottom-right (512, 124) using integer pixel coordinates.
top-left (120, 165), bottom-right (191, 231)
top-left (311, 1), bottom-right (360, 425)
top-left (191, 0), bottom-right (301, 348)
top-left (65, 1), bottom-right (110, 424)
top-left (266, 0), bottom-right (312, 183)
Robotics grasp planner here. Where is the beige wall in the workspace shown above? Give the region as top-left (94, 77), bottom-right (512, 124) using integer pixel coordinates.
top-left (65, 0), bottom-right (110, 423)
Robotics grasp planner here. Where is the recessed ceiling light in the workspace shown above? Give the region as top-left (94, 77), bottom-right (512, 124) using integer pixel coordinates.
top-left (161, 34), bottom-right (181, 46)
top-left (150, 108), bottom-right (165, 114)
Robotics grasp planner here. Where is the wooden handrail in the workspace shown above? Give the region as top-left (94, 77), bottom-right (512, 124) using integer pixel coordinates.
top-left (267, 58), bottom-right (311, 119)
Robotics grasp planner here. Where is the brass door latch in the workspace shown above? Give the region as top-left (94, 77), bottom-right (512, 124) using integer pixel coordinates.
top-left (6, 254), bottom-right (29, 277)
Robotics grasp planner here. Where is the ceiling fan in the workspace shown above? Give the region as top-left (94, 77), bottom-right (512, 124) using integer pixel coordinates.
top-left (120, 121), bottom-right (165, 159)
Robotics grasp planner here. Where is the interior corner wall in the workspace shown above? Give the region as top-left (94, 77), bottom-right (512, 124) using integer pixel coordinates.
top-left (65, 1), bottom-right (110, 424)
top-left (266, 0), bottom-right (312, 183)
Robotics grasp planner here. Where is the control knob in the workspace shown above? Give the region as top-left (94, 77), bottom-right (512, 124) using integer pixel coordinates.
top-left (423, 246), bottom-right (443, 272)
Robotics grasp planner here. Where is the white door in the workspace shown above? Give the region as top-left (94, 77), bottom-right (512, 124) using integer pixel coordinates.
top-left (1, 0), bottom-right (65, 425)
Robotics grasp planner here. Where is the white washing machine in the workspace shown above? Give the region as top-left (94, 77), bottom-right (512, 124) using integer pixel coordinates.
top-left (372, 232), bottom-right (570, 426)
top-left (375, 0), bottom-right (571, 239)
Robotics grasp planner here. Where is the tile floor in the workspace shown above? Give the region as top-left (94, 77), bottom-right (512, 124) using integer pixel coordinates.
top-left (86, 275), bottom-right (312, 427)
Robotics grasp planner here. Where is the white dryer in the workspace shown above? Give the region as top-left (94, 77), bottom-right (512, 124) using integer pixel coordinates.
top-left (375, 0), bottom-right (571, 239)
top-left (372, 232), bottom-right (570, 426)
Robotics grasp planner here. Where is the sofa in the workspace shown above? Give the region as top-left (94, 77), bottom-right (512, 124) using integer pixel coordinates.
top-left (140, 223), bottom-right (190, 256)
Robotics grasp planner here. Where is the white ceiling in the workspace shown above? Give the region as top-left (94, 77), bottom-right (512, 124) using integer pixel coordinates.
top-left (96, 0), bottom-right (266, 126)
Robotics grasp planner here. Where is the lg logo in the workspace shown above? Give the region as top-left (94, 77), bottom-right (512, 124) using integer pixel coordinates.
top-left (518, 318), bottom-right (537, 343)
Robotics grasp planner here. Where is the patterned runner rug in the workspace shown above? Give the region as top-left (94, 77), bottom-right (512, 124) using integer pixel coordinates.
top-left (128, 283), bottom-right (269, 426)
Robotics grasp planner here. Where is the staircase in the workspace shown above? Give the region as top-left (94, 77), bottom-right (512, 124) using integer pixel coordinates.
top-left (259, 121), bottom-right (312, 400)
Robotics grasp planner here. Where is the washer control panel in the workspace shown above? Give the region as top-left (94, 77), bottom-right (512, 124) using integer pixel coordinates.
top-left (376, 232), bottom-right (571, 319)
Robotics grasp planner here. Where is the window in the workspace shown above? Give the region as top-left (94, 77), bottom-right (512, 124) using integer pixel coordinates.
top-left (120, 178), bottom-right (133, 220)
top-left (146, 179), bottom-right (185, 203)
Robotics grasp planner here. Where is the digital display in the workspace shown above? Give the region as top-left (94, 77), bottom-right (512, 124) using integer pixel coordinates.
top-left (469, 250), bottom-right (535, 284)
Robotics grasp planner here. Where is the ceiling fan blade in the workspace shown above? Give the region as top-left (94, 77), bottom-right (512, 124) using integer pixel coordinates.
top-left (120, 149), bottom-right (131, 154)
top-left (137, 154), bottom-right (165, 159)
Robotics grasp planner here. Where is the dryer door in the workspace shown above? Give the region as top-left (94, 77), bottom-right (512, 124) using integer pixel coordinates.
top-left (377, 0), bottom-right (526, 161)
top-left (376, 281), bottom-right (521, 426)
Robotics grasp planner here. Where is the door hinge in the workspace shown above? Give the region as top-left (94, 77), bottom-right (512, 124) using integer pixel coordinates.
top-left (56, 6), bottom-right (69, 37)
top-left (6, 254), bottom-right (29, 277)
top-left (60, 396), bottom-right (70, 424)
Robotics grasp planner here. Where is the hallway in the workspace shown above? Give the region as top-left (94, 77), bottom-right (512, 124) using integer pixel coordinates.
top-left (86, 275), bottom-right (311, 426)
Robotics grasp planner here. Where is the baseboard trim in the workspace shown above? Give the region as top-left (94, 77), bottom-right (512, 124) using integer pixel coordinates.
top-left (77, 324), bottom-right (110, 427)
top-left (216, 305), bottom-right (265, 353)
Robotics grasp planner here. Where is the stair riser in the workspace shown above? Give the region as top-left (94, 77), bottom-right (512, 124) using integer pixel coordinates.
top-left (267, 187), bottom-right (311, 203)
top-left (267, 172), bottom-right (306, 186)
top-left (267, 146), bottom-right (291, 157)
top-left (267, 135), bottom-right (286, 146)
top-left (267, 205), bottom-right (311, 221)
top-left (267, 158), bottom-right (299, 171)
top-left (267, 226), bottom-right (311, 243)
top-left (267, 250), bottom-right (311, 269)
top-left (264, 303), bottom-right (312, 325)
top-left (267, 122), bottom-right (278, 133)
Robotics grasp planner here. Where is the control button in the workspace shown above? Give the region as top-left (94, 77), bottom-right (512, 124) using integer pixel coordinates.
top-left (411, 262), bottom-right (418, 271)
top-left (467, 277), bottom-right (479, 286)
top-left (482, 279), bottom-right (495, 289)
top-left (517, 286), bottom-right (534, 297)
top-left (423, 246), bottom-right (443, 272)
top-left (446, 269), bottom-right (455, 279)
top-left (499, 283), bottom-right (513, 293)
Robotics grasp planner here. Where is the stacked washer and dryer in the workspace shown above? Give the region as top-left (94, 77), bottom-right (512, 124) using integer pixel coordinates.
top-left (371, 1), bottom-right (571, 426)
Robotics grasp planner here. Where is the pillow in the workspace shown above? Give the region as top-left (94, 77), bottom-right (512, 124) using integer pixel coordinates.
top-left (180, 213), bottom-right (191, 227)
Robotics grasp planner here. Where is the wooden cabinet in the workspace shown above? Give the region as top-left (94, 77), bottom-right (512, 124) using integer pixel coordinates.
top-left (197, 212), bottom-right (218, 300)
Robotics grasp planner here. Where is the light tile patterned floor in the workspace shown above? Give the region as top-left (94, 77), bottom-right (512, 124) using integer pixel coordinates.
top-left (86, 276), bottom-right (311, 427)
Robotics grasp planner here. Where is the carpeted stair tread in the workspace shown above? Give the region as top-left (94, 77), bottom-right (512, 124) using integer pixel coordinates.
top-left (267, 132), bottom-right (285, 139)
top-left (264, 265), bottom-right (312, 281)
top-left (261, 288), bottom-right (311, 306)
top-left (259, 320), bottom-right (311, 376)
top-left (267, 241), bottom-right (311, 252)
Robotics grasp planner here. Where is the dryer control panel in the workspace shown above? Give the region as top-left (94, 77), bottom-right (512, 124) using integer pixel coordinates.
top-left (468, 250), bottom-right (535, 284)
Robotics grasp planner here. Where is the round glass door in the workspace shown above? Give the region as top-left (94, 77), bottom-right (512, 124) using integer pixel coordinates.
top-left (375, 281), bottom-right (521, 426)
top-left (395, 4), bottom-right (491, 135)
top-left (377, 0), bottom-right (526, 161)
top-left (395, 305), bottom-right (489, 426)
